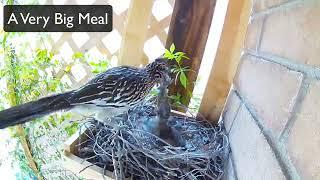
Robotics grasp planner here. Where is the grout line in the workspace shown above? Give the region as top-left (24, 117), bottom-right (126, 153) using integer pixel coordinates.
top-left (246, 51), bottom-right (320, 80)
top-left (251, 0), bottom-right (303, 19)
top-left (229, 151), bottom-right (239, 180)
top-left (256, 14), bottom-right (267, 53)
top-left (226, 92), bottom-right (243, 135)
top-left (222, 89), bottom-right (242, 179)
top-left (234, 91), bottom-right (301, 180)
top-left (280, 78), bottom-right (311, 143)
top-left (227, 102), bottom-right (242, 135)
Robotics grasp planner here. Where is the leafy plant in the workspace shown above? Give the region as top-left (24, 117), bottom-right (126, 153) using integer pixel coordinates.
top-left (72, 51), bottom-right (109, 74)
top-left (163, 44), bottom-right (205, 113)
top-left (0, 43), bottom-right (79, 179)
top-left (89, 61), bottom-right (109, 74)
top-left (164, 44), bottom-right (190, 89)
top-left (163, 44), bottom-right (193, 106)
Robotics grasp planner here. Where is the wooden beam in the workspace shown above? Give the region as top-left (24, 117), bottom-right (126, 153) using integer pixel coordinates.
top-left (166, 0), bottom-right (216, 109)
top-left (118, 0), bottom-right (153, 66)
top-left (198, 0), bottom-right (252, 123)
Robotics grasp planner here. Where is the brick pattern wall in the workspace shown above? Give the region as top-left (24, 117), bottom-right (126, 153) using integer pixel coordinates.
top-left (222, 0), bottom-right (320, 179)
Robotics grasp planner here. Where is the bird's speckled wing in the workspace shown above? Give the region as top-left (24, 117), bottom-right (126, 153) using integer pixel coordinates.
top-left (68, 66), bottom-right (152, 107)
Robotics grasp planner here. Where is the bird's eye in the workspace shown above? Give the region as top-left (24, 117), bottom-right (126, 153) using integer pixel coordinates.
top-left (160, 64), bottom-right (166, 69)
top-left (155, 73), bottom-right (162, 79)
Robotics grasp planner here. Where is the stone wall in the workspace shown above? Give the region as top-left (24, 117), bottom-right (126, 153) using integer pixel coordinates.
top-left (223, 0), bottom-right (320, 179)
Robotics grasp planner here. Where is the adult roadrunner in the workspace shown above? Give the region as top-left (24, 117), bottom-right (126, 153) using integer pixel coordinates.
top-left (0, 58), bottom-right (170, 129)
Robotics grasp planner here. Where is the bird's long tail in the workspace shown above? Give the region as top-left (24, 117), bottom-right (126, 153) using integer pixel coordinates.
top-left (0, 91), bottom-right (74, 129)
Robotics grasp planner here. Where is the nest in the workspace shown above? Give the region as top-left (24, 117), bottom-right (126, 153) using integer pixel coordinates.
top-left (76, 100), bottom-right (229, 180)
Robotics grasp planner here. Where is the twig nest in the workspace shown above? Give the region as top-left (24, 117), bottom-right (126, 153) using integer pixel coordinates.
top-left (76, 100), bottom-right (229, 180)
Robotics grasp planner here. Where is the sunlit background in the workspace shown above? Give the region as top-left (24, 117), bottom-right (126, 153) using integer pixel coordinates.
top-left (0, 0), bottom-right (228, 179)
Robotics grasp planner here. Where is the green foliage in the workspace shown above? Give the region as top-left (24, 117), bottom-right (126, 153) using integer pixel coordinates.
top-left (164, 44), bottom-right (192, 105)
top-left (72, 51), bottom-right (109, 74)
top-left (10, 145), bottom-right (37, 180)
top-left (164, 44), bottom-right (189, 64)
top-left (1, 43), bottom-right (79, 178)
top-left (164, 44), bottom-right (190, 89)
top-left (1, 44), bottom-right (37, 178)
top-left (72, 52), bottom-right (84, 60)
top-left (1, 48), bottom-right (66, 103)
top-left (168, 93), bottom-right (183, 107)
top-left (1, 1), bottom-right (82, 179)
top-left (89, 61), bottom-right (109, 74)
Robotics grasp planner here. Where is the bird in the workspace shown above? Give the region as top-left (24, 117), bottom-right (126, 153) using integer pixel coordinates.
top-left (157, 75), bottom-right (171, 139)
top-left (0, 58), bottom-right (171, 129)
